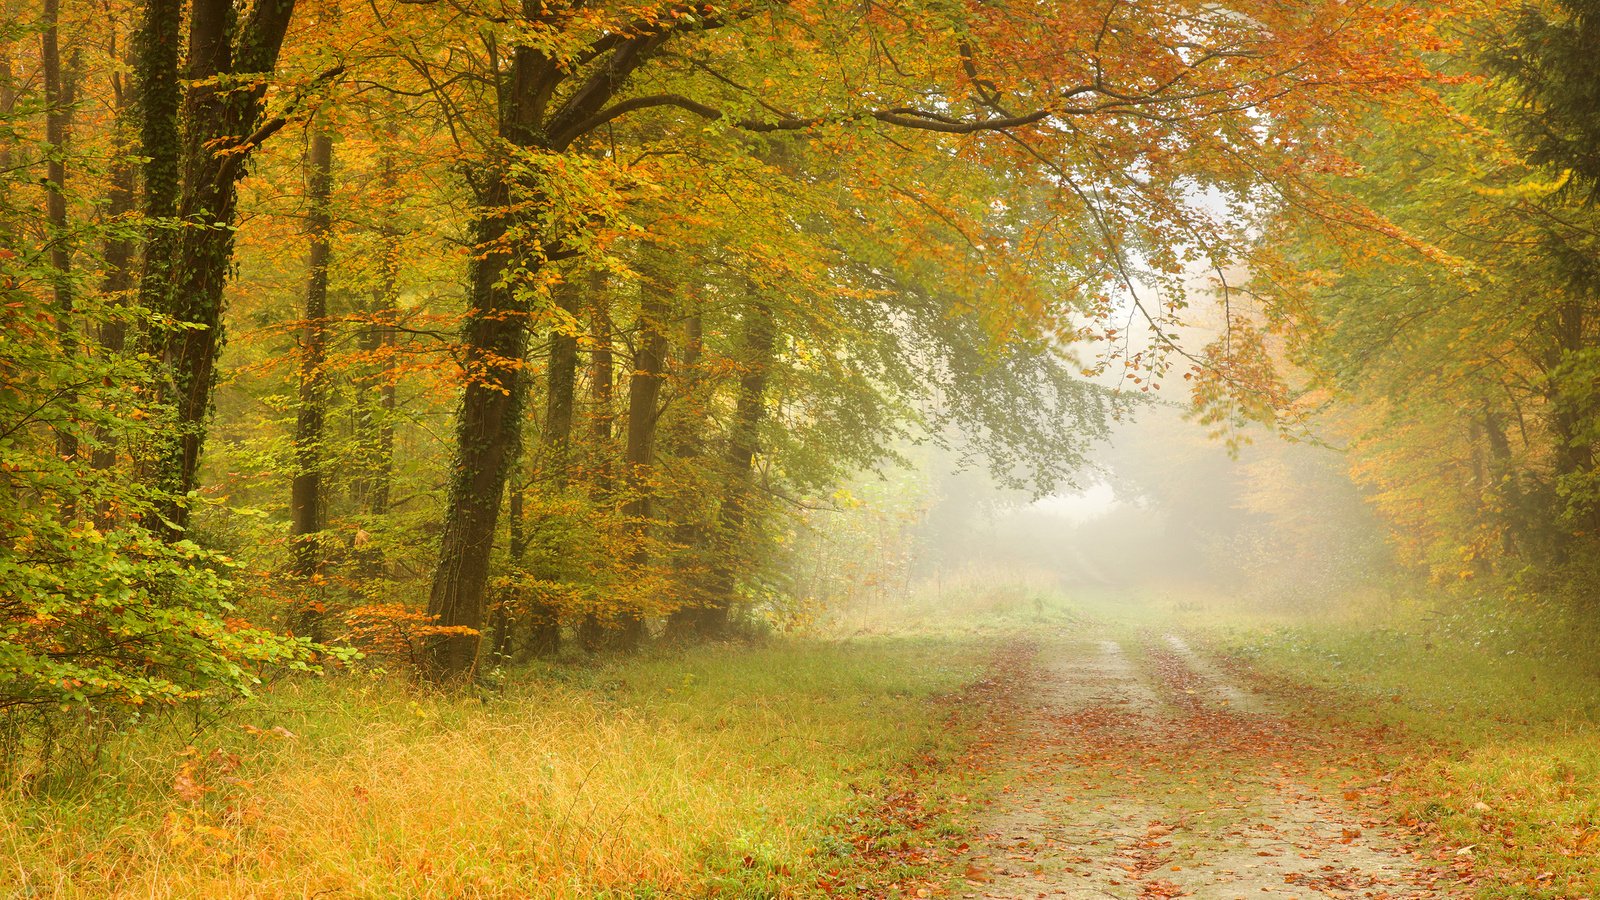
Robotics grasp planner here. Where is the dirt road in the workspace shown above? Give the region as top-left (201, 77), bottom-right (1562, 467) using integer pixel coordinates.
top-left (951, 631), bottom-right (1472, 899)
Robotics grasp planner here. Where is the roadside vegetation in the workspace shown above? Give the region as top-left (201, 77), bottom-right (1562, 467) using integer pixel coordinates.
top-left (0, 637), bottom-right (990, 898)
top-left (1165, 586), bottom-right (1600, 899)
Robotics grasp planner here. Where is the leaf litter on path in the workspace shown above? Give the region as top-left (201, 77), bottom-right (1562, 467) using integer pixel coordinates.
top-left (845, 628), bottom-right (1483, 899)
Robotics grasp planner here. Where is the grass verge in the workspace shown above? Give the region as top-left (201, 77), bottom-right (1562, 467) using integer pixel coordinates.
top-left (1194, 588), bottom-right (1600, 899)
top-left (1, 636), bottom-right (991, 899)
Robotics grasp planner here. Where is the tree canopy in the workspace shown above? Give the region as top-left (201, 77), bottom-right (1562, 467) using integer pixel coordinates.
top-left (0, 0), bottom-right (1476, 704)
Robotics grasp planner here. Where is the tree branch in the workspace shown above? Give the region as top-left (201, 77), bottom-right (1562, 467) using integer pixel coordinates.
top-left (548, 92), bottom-right (1055, 147)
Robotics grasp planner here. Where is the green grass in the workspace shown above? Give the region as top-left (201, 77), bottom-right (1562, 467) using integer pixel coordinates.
top-left (1186, 586), bottom-right (1600, 899)
top-left (1, 636), bottom-right (990, 899)
top-left (825, 565), bottom-right (1087, 636)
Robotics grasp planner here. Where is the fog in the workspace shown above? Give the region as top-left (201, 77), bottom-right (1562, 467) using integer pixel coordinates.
top-left (909, 399), bottom-right (1392, 613)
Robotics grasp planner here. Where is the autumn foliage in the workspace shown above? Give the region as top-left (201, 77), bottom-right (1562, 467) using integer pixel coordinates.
top-left (0, 0), bottom-right (1500, 771)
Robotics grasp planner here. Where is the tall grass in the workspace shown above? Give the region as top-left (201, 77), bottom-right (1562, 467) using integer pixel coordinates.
top-left (1, 638), bottom-right (983, 899)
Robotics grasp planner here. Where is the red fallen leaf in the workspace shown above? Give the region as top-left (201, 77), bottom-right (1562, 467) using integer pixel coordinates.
top-left (172, 770), bottom-right (206, 803)
top-left (1140, 878), bottom-right (1187, 898)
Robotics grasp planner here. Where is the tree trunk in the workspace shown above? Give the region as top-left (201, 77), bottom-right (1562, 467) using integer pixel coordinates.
top-left (1482, 405), bottom-right (1522, 557)
top-left (0, 34), bottom-right (16, 246)
top-left (91, 25), bottom-right (138, 501)
top-left (42, 0), bottom-right (78, 495)
top-left (421, 9), bottom-right (675, 678)
top-left (613, 275), bottom-right (671, 650)
top-left (489, 467), bottom-right (527, 663)
top-left (353, 300), bottom-right (398, 514)
top-left (354, 146), bottom-right (399, 522)
top-left (1551, 302), bottom-right (1593, 474)
top-left (697, 302), bottom-right (776, 638)
top-left (420, 17), bottom-right (570, 679)
top-left (589, 282), bottom-right (616, 497)
top-left (132, 0), bottom-right (183, 341)
top-left (147, 0), bottom-right (299, 538)
top-left (579, 284), bottom-right (615, 653)
top-left (289, 128), bottom-right (333, 635)
top-left (423, 171), bottom-right (530, 679)
top-left (666, 312), bottom-right (708, 640)
top-left (545, 278), bottom-right (580, 483)
top-left (1544, 300), bottom-right (1598, 548)
top-left (507, 277), bottom-right (583, 658)
top-left (623, 283), bottom-right (671, 522)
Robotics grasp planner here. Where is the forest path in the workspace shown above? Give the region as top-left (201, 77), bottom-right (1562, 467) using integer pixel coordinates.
top-left (951, 630), bottom-right (1469, 900)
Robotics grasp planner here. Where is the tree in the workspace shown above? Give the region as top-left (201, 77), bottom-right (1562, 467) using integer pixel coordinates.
top-left (288, 124), bottom-right (335, 633)
top-left (0, 5), bottom-right (319, 756)
top-left (694, 298), bottom-right (774, 636)
top-left (1492, 0), bottom-right (1600, 203)
top-left (40, 0), bottom-right (78, 485)
top-left (1247, 1), bottom-right (1600, 578)
top-left (391, 0), bottom-right (1445, 678)
top-left (143, 0), bottom-right (310, 536)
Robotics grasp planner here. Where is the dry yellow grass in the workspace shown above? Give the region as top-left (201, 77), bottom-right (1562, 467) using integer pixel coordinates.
top-left (1, 638), bottom-right (983, 899)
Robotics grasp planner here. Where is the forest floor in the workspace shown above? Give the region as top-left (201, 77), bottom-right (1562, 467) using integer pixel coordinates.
top-left (915, 627), bottom-right (1476, 900)
top-left (1, 639), bottom-right (990, 899)
top-left (836, 579), bottom-right (1600, 900)
top-left (9, 582), bottom-right (1595, 898)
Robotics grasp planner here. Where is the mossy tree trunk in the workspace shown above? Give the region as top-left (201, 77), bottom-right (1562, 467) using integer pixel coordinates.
top-left (144, 0), bottom-right (301, 538)
top-left (423, 10), bottom-right (695, 679)
top-left (91, 23), bottom-right (138, 509)
top-left (423, 170), bottom-right (528, 678)
top-left (41, 0), bottom-right (78, 503)
top-left (144, 0), bottom-right (302, 531)
top-left (289, 127), bottom-right (334, 635)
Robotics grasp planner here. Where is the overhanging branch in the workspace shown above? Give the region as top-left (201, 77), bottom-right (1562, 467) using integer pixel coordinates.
top-left (548, 92), bottom-right (1054, 147)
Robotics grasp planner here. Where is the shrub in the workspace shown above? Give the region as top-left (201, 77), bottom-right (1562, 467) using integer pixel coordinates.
top-left (0, 524), bottom-right (320, 716)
